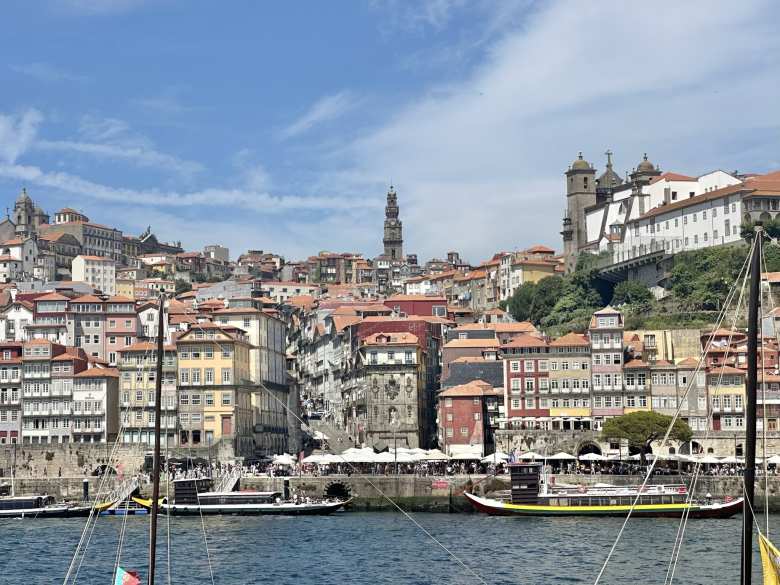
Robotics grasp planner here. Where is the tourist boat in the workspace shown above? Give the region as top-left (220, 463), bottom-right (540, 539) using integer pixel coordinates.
top-left (0, 495), bottom-right (111, 518)
top-left (132, 477), bottom-right (350, 516)
top-left (464, 463), bottom-right (742, 518)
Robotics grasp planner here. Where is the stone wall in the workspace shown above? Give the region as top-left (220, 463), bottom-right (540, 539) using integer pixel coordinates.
top-left (0, 440), bottom-right (237, 480)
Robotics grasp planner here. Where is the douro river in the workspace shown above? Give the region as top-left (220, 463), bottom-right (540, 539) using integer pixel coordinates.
top-left (0, 511), bottom-right (760, 583)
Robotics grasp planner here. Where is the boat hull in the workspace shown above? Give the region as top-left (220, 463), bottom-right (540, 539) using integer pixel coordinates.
top-left (0, 503), bottom-right (110, 519)
top-left (133, 497), bottom-right (351, 516)
top-left (464, 492), bottom-right (743, 519)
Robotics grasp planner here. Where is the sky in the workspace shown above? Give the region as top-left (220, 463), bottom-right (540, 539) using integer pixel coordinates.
top-left (1, 0), bottom-right (779, 264)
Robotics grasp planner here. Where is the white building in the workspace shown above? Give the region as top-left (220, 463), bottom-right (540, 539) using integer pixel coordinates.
top-left (72, 255), bottom-right (117, 295)
top-left (72, 367), bottom-right (119, 443)
top-left (0, 237), bottom-right (38, 279)
top-left (0, 300), bottom-right (33, 341)
top-left (261, 281), bottom-right (320, 303)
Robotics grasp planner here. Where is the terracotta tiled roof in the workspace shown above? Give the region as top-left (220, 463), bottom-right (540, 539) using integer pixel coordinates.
top-left (363, 332), bottom-right (419, 346)
top-left (34, 292), bottom-right (70, 302)
top-left (648, 172), bottom-right (696, 185)
top-left (443, 338), bottom-right (501, 349)
top-left (385, 294), bottom-right (447, 302)
top-left (550, 332), bottom-right (589, 347)
top-left (624, 359), bottom-right (649, 369)
top-left (71, 295), bottom-right (104, 303)
top-left (708, 365), bottom-right (745, 376)
top-left (676, 357), bottom-right (701, 367)
top-left (501, 334), bottom-right (548, 349)
top-left (456, 322), bottom-right (537, 333)
top-left (120, 341), bottom-right (176, 352)
top-left (524, 245), bottom-right (556, 254)
top-left (439, 380), bottom-right (496, 397)
top-left (213, 307), bottom-right (262, 315)
top-left (75, 367), bottom-right (119, 378)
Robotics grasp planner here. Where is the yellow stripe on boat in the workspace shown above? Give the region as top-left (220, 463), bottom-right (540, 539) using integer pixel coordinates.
top-left (499, 501), bottom-right (695, 513)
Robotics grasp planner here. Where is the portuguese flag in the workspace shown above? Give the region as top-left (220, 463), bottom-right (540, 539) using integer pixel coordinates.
top-left (115, 567), bottom-right (141, 585)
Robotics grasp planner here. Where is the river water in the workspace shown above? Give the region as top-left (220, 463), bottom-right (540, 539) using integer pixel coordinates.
top-left (0, 511), bottom-right (764, 584)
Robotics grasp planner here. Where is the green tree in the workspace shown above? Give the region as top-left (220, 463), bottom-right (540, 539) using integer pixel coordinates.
top-left (602, 411), bottom-right (692, 464)
top-left (612, 280), bottom-right (653, 309)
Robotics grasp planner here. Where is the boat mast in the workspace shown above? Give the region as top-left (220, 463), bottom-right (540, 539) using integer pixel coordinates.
top-left (742, 226), bottom-right (762, 585)
top-left (148, 293), bottom-right (166, 585)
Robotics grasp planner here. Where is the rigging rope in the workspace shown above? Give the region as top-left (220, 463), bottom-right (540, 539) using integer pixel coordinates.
top-left (593, 237), bottom-right (756, 585)
top-left (186, 319), bottom-right (491, 585)
top-left (665, 242), bottom-right (753, 584)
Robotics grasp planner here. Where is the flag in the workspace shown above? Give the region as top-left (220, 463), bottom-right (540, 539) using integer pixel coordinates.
top-left (759, 533), bottom-right (780, 585)
top-left (115, 567), bottom-right (141, 585)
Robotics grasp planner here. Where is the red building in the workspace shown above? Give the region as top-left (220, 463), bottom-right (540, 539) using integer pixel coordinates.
top-left (502, 335), bottom-right (550, 428)
top-left (437, 380), bottom-right (497, 456)
top-left (384, 295), bottom-right (447, 318)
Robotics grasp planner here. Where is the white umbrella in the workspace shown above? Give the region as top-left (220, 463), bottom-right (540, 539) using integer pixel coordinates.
top-left (517, 451), bottom-right (543, 461)
top-left (301, 454), bottom-right (323, 464)
top-left (451, 452), bottom-right (481, 460)
top-left (423, 449), bottom-right (450, 461)
top-left (578, 452), bottom-right (606, 461)
top-left (719, 456), bottom-right (739, 464)
top-left (768, 454), bottom-right (780, 465)
top-left (627, 453), bottom-right (656, 461)
top-left (272, 453), bottom-right (296, 466)
top-left (692, 454), bottom-right (721, 465)
top-left (480, 451), bottom-right (509, 464)
top-left (547, 452), bottom-right (576, 461)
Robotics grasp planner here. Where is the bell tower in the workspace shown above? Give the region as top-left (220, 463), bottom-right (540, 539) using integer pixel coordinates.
top-left (562, 152), bottom-right (596, 271)
top-left (383, 186), bottom-right (403, 261)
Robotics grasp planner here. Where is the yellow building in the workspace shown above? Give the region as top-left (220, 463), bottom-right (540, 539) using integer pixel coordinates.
top-left (115, 278), bottom-right (136, 299)
top-left (547, 332), bottom-right (592, 430)
top-left (176, 323), bottom-right (254, 456)
top-left (708, 365), bottom-right (746, 432)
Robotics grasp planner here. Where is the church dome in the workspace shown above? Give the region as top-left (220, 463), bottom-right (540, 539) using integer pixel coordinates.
top-left (636, 153), bottom-right (655, 173)
top-left (16, 188), bottom-right (31, 204)
top-left (571, 152), bottom-right (591, 170)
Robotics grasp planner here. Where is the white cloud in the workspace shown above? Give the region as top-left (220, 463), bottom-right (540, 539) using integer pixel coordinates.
top-left (33, 114), bottom-right (204, 177)
top-left (0, 161), bottom-right (379, 214)
top-left (36, 140), bottom-right (204, 177)
top-left (280, 91), bottom-right (359, 139)
top-left (335, 0), bottom-right (780, 261)
top-left (10, 62), bottom-right (88, 83)
top-left (0, 109), bottom-right (43, 164)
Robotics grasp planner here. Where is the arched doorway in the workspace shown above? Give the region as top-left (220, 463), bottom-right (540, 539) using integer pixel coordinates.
top-left (679, 441), bottom-right (702, 455)
top-left (577, 442), bottom-right (602, 457)
top-left (736, 444), bottom-right (744, 457)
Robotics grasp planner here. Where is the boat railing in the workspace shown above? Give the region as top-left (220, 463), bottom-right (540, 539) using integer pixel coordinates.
top-left (213, 467), bottom-right (241, 493)
top-left (546, 483), bottom-right (688, 497)
top-left (106, 476), bottom-right (140, 506)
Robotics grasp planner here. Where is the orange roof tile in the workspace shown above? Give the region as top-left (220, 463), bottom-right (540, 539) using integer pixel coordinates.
top-left (550, 332), bottom-right (589, 347)
top-left (439, 380), bottom-right (497, 397)
top-left (363, 332), bottom-right (419, 346)
top-left (444, 338), bottom-right (501, 349)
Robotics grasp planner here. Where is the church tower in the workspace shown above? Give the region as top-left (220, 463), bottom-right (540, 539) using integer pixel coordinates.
top-left (14, 188), bottom-right (35, 238)
top-left (562, 153), bottom-right (596, 271)
top-left (383, 186), bottom-right (403, 261)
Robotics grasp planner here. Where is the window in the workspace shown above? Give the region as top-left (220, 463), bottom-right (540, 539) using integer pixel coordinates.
top-left (222, 347), bottom-right (232, 358)
top-left (510, 361), bottom-right (520, 372)
top-left (561, 361), bottom-right (569, 371)
top-left (205, 368), bottom-right (214, 384)
top-left (446, 412), bottom-right (453, 422)
top-left (221, 368), bottom-right (232, 384)
top-left (510, 378), bottom-right (521, 392)
top-left (180, 369), bottom-right (190, 385)
top-left (524, 360), bottom-right (535, 372)
top-left (221, 392), bottom-right (232, 406)
top-left (524, 378), bottom-right (535, 391)
top-left (446, 427), bottom-right (453, 438)
top-left (192, 369), bottom-right (201, 384)
top-left (474, 412), bottom-right (481, 421)
top-left (511, 398), bottom-right (520, 409)
top-left (191, 393), bottom-right (201, 406)
top-left (205, 346), bottom-right (213, 359)
top-left (538, 360), bottom-right (548, 372)
top-left (444, 397), bottom-right (452, 407)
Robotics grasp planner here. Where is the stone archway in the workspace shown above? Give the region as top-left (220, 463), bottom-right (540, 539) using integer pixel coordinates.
top-left (576, 441), bottom-right (602, 456)
top-left (324, 480), bottom-right (351, 501)
top-left (679, 441), bottom-right (702, 455)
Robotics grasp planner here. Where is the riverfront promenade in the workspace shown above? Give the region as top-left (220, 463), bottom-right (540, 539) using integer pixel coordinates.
top-left (5, 472), bottom-right (773, 512)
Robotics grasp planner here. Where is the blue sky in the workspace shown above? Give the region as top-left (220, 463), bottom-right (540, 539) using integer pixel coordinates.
top-left (1, 1), bottom-right (779, 263)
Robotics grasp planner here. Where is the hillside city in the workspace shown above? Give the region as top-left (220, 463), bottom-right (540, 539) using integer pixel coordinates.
top-left (0, 151), bottom-right (778, 461)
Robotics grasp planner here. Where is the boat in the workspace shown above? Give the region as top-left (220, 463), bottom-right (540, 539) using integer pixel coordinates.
top-left (464, 463), bottom-right (742, 518)
top-left (0, 495), bottom-right (110, 518)
top-left (132, 477), bottom-right (350, 516)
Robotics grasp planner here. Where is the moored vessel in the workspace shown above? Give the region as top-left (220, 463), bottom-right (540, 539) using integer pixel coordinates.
top-left (465, 463), bottom-right (742, 518)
